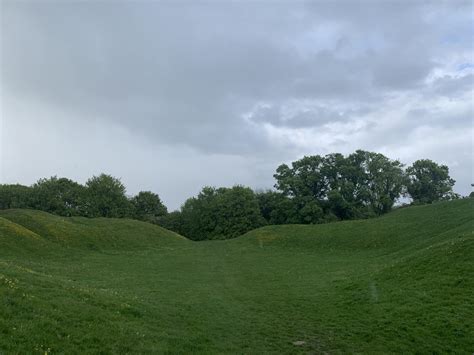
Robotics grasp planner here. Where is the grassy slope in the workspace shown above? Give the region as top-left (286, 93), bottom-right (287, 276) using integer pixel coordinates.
top-left (0, 199), bottom-right (472, 354)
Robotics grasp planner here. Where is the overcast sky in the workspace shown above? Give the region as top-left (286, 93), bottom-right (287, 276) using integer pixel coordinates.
top-left (1, 0), bottom-right (473, 210)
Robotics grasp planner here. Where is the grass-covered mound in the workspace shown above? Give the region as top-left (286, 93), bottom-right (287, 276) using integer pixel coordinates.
top-left (0, 209), bottom-right (186, 253)
top-left (0, 199), bottom-right (472, 353)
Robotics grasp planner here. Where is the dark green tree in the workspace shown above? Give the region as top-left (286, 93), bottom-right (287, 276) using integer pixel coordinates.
top-left (346, 150), bottom-right (405, 215)
top-left (296, 196), bottom-right (324, 223)
top-left (274, 155), bottom-right (328, 200)
top-left (274, 155), bottom-right (333, 223)
top-left (212, 186), bottom-right (265, 239)
top-left (179, 186), bottom-right (264, 240)
top-left (256, 190), bottom-right (299, 225)
top-left (30, 177), bottom-right (86, 216)
top-left (274, 150), bottom-right (405, 221)
top-left (406, 159), bottom-right (457, 204)
top-left (156, 211), bottom-right (183, 233)
top-left (131, 191), bottom-right (168, 223)
top-left (178, 187), bottom-right (217, 240)
top-left (0, 184), bottom-right (33, 209)
top-left (84, 174), bottom-right (132, 218)
top-left (322, 153), bottom-right (363, 219)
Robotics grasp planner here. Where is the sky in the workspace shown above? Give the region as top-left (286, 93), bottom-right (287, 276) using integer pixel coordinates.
top-left (1, 0), bottom-right (473, 210)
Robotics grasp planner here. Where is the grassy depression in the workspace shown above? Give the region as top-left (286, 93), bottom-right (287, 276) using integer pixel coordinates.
top-left (0, 199), bottom-right (473, 353)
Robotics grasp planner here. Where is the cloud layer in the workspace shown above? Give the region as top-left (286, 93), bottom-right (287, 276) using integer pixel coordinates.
top-left (1, 0), bottom-right (473, 209)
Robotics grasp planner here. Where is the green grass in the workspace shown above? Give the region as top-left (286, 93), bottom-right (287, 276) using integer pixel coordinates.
top-left (0, 199), bottom-right (473, 354)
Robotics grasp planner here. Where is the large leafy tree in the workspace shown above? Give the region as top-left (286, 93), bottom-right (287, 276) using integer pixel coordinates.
top-left (346, 150), bottom-right (405, 215)
top-left (274, 155), bottom-right (332, 223)
top-left (274, 155), bottom-right (328, 200)
top-left (321, 152), bottom-right (364, 219)
top-left (274, 150), bottom-right (405, 221)
top-left (84, 174), bottom-right (132, 218)
top-left (30, 177), bottom-right (86, 216)
top-left (131, 191), bottom-right (168, 223)
top-left (406, 159), bottom-right (457, 204)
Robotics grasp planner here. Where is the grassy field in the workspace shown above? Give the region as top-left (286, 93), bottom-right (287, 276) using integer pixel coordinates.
top-left (0, 199), bottom-right (472, 354)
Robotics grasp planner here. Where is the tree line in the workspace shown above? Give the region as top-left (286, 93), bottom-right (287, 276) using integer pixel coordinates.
top-left (0, 150), bottom-right (462, 240)
top-left (0, 174), bottom-right (167, 223)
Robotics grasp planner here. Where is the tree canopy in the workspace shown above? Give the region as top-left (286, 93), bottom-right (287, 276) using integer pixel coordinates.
top-left (175, 186), bottom-right (264, 241)
top-left (405, 159), bottom-right (457, 204)
top-left (0, 184), bottom-right (33, 210)
top-left (131, 191), bottom-right (168, 223)
top-left (85, 174), bottom-right (132, 218)
top-left (273, 150), bottom-right (405, 222)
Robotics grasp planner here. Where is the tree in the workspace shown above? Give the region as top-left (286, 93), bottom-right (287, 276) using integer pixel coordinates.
top-left (274, 155), bottom-right (329, 201)
top-left (212, 186), bottom-right (265, 239)
top-left (131, 191), bottom-right (167, 223)
top-left (30, 177), bottom-right (86, 216)
top-left (406, 159), bottom-right (456, 204)
top-left (179, 187), bottom-right (218, 240)
top-left (256, 190), bottom-right (299, 225)
top-left (84, 174), bottom-right (132, 218)
top-left (156, 211), bottom-right (183, 233)
top-left (178, 186), bottom-right (265, 240)
top-left (273, 155), bottom-right (331, 223)
top-left (326, 189), bottom-right (354, 220)
top-left (346, 150), bottom-right (405, 215)
top-left (322, 153), bottom-right (364, 219)
top-left (297, 196), bottom-right (324, 223)
top-left (273, 150), bottom-right (405, 221)
top-left (0, 184), bottom-right (33, 210)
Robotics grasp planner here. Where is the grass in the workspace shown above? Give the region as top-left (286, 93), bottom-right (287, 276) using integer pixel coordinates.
top-left (0, 199), bottom-right (472, 354)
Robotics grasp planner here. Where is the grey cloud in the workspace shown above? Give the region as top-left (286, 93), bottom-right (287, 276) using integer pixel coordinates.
top-left (2, 1), bottom-right (448, 144)
top-left (430, 74), bottom-right (474, 97)
top-left (248, 101), bottom-right (372, 129)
